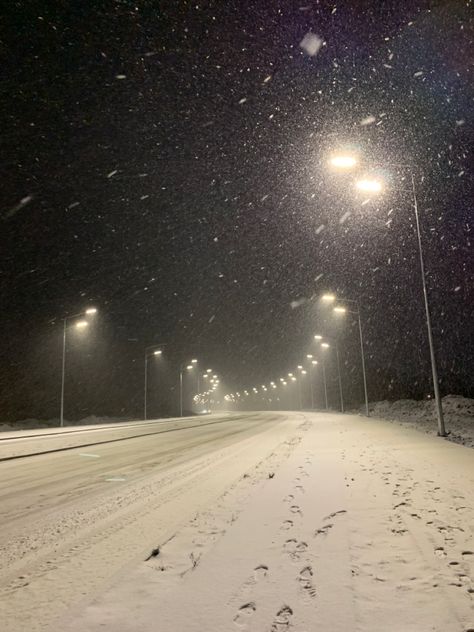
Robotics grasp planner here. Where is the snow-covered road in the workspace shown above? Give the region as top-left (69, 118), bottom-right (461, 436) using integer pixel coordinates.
top-left (2, 412), bottom-right (474, 631)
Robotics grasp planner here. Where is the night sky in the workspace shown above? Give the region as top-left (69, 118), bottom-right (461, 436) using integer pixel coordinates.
top-left (1, 0), bottom-right (473, 420)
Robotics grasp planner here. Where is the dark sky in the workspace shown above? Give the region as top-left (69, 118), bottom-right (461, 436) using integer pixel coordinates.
top-left (1, 0), bottom-right (473, 419)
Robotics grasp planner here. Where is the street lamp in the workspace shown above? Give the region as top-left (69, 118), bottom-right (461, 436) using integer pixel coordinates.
top-left (329, 154), bottom-right (358, 170)
top-left (59, 307), bottom-right (98, 427)
top-left (315, 335), bottom-right (344, 413)
top-left (356, 178), bottom-right (383, 193)
top-left (306, 356), bottom-right (317, 409)
top-left (329, 155), bottom-right (446, 436)
top-left (179, 362), bottom-right (194, 417)
top-left (328, 296), bottom-right (369, 416)
top-left (144, 345), bottom-right (164, 421)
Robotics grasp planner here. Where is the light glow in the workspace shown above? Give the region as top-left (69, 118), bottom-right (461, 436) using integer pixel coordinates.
top-left (356, 178), bottom-right (383, 193)
top-left (329, 155), bottom-right (357, 169)
top-left (85, 307), bottom-right (97, 315)
top-left (334, 306), bottom-right (347, 314)
top-left (321, 294), bottom-right (336, 302)
top-left (75, 320), bottom-right (88, 329)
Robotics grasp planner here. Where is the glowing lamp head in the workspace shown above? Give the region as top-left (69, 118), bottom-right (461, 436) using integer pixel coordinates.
top-left (153, 349), bottom-right (162, 356)
top-left (314, 335), bottom-right (323, 340)
top-left (321, 342), bottom-right (330, 349)
top-left (191, 358), bottom-right (198, 364)
top-left (306, 354), bottom-right (313, 359)
top-left (334, 306), bottom-right (347, 314)
top-left (75, 320), bottom-right (88, 330)
top-left (312, 360), bottom-right (318, 365)
top-left (356, 178), bottom-right (383, 193)
top-left (329, 155), bottom-right (357, 170)
top-left (85, 307), bottom-right (97, 315)
top-left (186, 365), bottom-right (194, 370)
top-left (321, 294), bottom-right (336, 303)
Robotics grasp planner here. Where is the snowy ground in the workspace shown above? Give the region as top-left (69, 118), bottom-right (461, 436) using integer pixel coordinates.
top-left (366, 394), bottom-right (474, 448)
top-left (14, 411), bottom-right (470, 632)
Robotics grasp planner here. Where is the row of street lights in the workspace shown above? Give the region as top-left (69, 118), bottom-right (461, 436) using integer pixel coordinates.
top-left (224, 290), bottom-right (369, 415)
top-left (60, 309), bottom-right (219, 424)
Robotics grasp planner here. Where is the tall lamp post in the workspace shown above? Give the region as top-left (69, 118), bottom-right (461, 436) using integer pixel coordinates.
top-left (179, 362), bottom-right (194, 417)
top-left (321, 294), bottom-right (369, 416)
top-left (315, 334), bottom-right (344, 413)
top-left (306, 355), bottom-right (315, 409)
top-left (144, 345), bottom-right (164, 420)
top-left (328, 152), bottom-right (445, 435)
top-left (60, 307), bottom-right (97, 427)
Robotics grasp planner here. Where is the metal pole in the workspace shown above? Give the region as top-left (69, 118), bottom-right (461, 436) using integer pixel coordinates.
top-left (356, 307), bottom-right (370, 417)
top-left (322, 359), bottom-right (328, 410)
top-left (179, 368), bottom-right (183, 417)
top-left (309, 366), bottom-right (314, 409)
top-left (298, 378), bottom-right (302, 410)
top-left (411, 175), bottom-right (446, 436)
top-left (335, 342), bottom-right (344, 413)
top-left (60, 318), bottom-right (67, 427)
top-left (144, 353), bottom-right (148, 420)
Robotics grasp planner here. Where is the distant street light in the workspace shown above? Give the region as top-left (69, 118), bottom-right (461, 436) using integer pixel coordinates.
top-left (60, 307), bottom-right (98, 427)
top-left (179, 362), bottom-right (195, 417)
top-left (356, 178), bottom-right (383, 193)
top-left (329, 155), bottom-right (357, 169)
top-left (321, 293), bottom-right (336, 303)
top-left (315, 335), bottom-right (344, 413)
top-left (144, 345), bottom-right (164, 420)
top-left (326, 294), bottom-right (369, 416)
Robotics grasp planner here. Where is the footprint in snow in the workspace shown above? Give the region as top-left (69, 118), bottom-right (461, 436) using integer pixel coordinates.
top-left (290, 505), bottom-right (302, 515)
top-left (434, 547), bottom-right (447, 558)
top-left (271, 605), bottom-right (293, 631)
top-left (323, 509), bottom-right (346, 521)
top-left (234, 602), bottom-right (256, 627)
top-left (280, 520), bottom-right (293, 531)
top-left (314, 523), bottom-right (333, 537)
top-left (299, 565), bottom-right (317, 598)
top-left (254, 565), bottom-right (269, 581)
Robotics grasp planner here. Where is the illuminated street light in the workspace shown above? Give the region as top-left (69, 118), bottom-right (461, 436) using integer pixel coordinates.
top-left (325, 294), bottom-right (369, 416)
top-left (327, 149), bottom-right (448, 434)
top-left (315, 335), bottom-right (344, 413)
top-left (329, 155), bottom-right (357, 169)
top-left (144, 345), bottom-right (165, 420)
top-left (356, 178), bottom-right (383, 193)
top-left (306, 354), bottom-right (313, 359)
top-left (191, 359), bottom-right (198, 364)
top-left (179, 361), bottom-right (196, 417)
top-left (59, 307), bottom-right (99, 427)
top-left (321, 294), bottom-right (336, 302)
top-left (206, 368), bottom-right (212, 373)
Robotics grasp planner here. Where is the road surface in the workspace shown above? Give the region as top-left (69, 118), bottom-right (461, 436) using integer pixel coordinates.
top-left (0, 411), bottom-right (297, 631)
top-left (2, 411), bottom-right (474, 632)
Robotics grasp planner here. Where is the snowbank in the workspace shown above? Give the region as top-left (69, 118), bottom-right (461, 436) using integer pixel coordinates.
top-left (0, 415), bottom-right (135, 433)
top-left (367, 394), bottom-right (474, 448)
